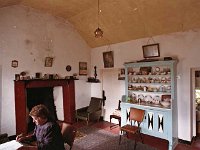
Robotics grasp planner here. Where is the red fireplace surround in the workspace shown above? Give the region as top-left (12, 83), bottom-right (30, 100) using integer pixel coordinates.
top-left (14, 79), bottom-right (75, 135)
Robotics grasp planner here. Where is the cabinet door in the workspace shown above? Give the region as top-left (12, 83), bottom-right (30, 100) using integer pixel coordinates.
top-left (142, 109), bottom-right (170, 139)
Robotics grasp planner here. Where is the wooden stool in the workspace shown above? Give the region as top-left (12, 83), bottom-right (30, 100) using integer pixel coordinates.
top-left (110, 115), bottom-right (121, 129)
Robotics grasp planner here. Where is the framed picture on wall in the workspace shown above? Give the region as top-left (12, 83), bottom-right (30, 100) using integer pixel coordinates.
top-left (11, 60), bottom-right (18, 68)
top-left (118, 68), bottom-right (125, 80)
top-left (142, 43), bottom-right (160, 58)
top-left (79, 62), bottom-right (87, 75)
top-left (103, 51), bottom-right (114, 68)
top-left (45, 57), bottom-right (53, 67)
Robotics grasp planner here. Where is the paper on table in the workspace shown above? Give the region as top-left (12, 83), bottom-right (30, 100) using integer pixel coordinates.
top-left (0, 140), bottom-right (23, 150)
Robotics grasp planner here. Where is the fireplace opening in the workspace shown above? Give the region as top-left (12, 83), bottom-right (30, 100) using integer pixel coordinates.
top-left (26, 87), bottom-right (58, 132)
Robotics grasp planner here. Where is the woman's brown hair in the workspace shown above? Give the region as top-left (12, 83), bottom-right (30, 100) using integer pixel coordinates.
top-left (29, 104), bottom-right (49, 119)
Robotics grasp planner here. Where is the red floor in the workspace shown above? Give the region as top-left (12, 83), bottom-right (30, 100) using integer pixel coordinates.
top-left (73, 120), bottom-right (200, 150)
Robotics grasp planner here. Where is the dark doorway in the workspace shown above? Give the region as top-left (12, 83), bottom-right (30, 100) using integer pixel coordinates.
top-left (26, 87), bottom-right (58, 132)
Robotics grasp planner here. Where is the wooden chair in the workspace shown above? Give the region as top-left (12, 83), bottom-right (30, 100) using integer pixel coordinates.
top-left (110, 100), bottom-right (121, 129)
top-left (119, 107), bottom-right (145, 149)
top-left (58, 121), bottom-right (77, 150)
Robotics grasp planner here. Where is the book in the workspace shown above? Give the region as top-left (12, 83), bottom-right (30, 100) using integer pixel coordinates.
top-left (0, 140), bottom-right (23, 150)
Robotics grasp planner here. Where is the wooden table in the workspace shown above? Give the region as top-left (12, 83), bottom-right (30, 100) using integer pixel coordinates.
top-left (110, 114), bottom-right (121, 129)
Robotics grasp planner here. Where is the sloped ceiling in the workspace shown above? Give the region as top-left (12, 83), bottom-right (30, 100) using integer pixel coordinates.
top-left (0, 0), bottom-right (200, 48)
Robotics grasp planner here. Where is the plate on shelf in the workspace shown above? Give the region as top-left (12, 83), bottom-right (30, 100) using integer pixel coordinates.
top-left (160, 101), bottom-right (171, 107)
top-left (131, 93), bottom-right (137, 100)
top-left (138, 94), bottom-right (144, 101)
top-left (145, 95), bottom-right (153, 103)
top-left (166, 86), bottom-right (171, 92)
top-left (155, 67), bottom-right (160, 72)
top-left (153, 95), bottom-right (161, 105)
top-left (154, 95), bottom-right (161, 101)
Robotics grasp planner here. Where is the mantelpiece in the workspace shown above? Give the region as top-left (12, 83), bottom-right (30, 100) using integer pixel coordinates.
top-left (14, 79), bottom-right (75, 135)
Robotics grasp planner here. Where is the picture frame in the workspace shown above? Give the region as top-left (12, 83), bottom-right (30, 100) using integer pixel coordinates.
top-left (118, 68), bottom-right (125, 80)
top-left (79, 62), bottom-right (87, 75)
top-left (45, 57), bottom-right (53, 67)
top-left (103, 51), bottom-right (114, 68)
top-left (142, 43), bottom-right (160, 58)
top-left (11, 60), bottom-right (18, 68)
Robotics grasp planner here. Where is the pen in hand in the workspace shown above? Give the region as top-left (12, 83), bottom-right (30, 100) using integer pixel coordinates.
top-left (16, 133), bottom-right (24, 142)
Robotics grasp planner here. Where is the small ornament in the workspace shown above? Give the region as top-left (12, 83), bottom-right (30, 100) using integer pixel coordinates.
top-left (66, 65), bottom-right (71, 72)
top-left (94, 66), bottom-right (97, 79)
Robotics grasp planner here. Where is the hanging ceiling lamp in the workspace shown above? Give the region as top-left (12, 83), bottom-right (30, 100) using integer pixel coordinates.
top-left (94, 0), bottom-right (103, 38)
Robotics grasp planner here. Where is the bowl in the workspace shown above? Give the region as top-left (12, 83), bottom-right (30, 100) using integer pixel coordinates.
top-left (160, 101), bottom-right (171, 107)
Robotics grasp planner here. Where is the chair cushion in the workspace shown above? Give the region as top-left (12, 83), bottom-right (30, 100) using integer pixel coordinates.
top-left (76, 111), bottom-right (88, 121)
top-left (120, 124), bottom-right (140, 134)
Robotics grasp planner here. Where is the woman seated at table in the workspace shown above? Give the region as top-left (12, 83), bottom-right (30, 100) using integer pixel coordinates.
top-left (16, 104), bottom-right (65, 150)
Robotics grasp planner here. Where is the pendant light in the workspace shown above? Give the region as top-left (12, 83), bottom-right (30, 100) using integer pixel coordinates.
top-left (94, 0), bottom-right (103, 38)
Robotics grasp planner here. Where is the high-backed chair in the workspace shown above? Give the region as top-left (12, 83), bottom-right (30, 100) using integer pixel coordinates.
top-left (119, 107), bottom-right (145, 149)
top-left (58, 121), bottom-right (77, 150)
top-left (76, 97), bottom-right (103, 125)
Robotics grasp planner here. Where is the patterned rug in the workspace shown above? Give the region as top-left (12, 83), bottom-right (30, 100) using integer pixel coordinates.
top-left (72, 126), bottom-right (157, 150)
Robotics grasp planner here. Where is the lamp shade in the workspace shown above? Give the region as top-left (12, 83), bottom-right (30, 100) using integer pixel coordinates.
top-left (94, 27), bottom-right (103, 38)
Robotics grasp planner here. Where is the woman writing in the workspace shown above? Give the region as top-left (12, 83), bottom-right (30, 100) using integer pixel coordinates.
top-left (16, 104), bottom-right (65, 150)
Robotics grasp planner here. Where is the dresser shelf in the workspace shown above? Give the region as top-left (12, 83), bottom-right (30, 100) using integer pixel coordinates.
top-left (121, 60), bottom-right (178, 150)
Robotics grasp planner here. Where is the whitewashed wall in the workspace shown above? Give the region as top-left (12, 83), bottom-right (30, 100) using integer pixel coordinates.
top-left (75, 80), bottom-right (91, 109)
top-left (91, 29), bottom-right (200, 141)
top-left (0, 5), bottom-right (91, 135)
